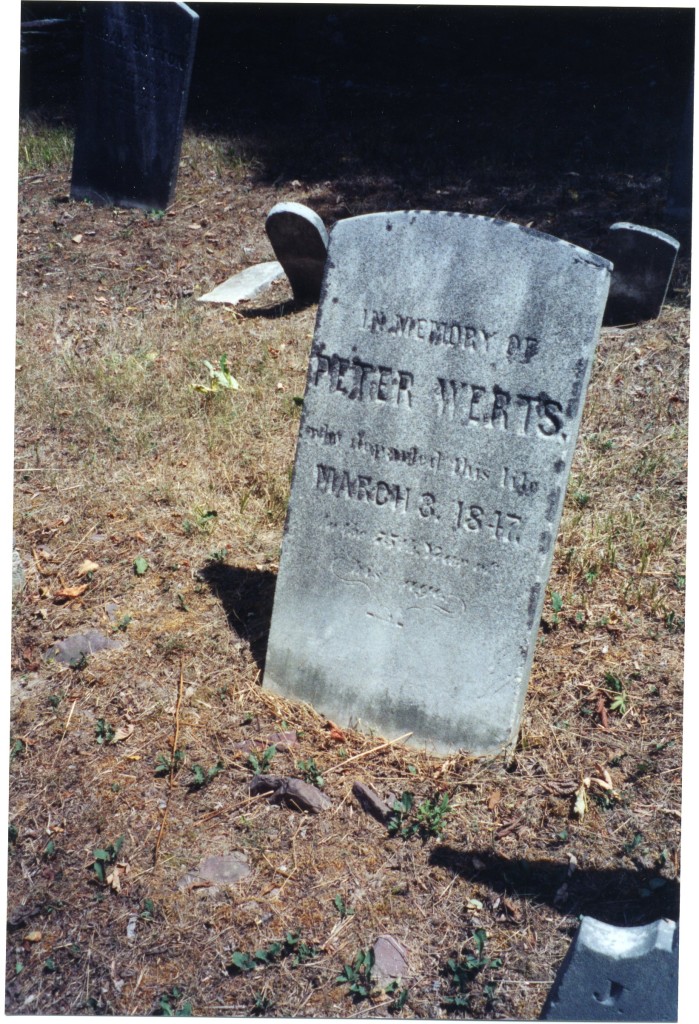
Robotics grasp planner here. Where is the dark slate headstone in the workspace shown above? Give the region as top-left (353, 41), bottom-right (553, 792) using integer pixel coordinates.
top-left (541, 916), bottom-right (678, 1022)
top-left (265, 202), bottom-right (329, 305)
top-left (71, 2), bottom-right (199, 210)
top-left (665, 80), bottom-right (693, 238)
top-left (263, 211), bottom-right (610, 755)
top-left (601, 223), bottom-right (680, 326)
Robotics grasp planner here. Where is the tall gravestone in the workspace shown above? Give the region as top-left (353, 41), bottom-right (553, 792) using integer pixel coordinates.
top-left (71, 2), bottom-right (199, 210)
top-left (264, 212), bottom-right (610, 755)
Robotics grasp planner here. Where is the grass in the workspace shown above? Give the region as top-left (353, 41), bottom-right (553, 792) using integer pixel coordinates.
top-left (9, 117), bottom-right (686, 1019)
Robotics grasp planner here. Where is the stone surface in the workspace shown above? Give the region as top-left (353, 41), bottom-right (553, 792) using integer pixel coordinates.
top-left (198, 261), bottom-right (285, 304)
top-left (178, 851), bottom-right (250, 890)
top-left (352, 781), bottom-right (392, 823)
top-left (264, 211), bottom-right (610, 755)
top-left (249, 775), bottom-right (332, 813)
top-left (71, 2), bottom-right (199, 210)
top-left (541, 916), bottom-right (678, 1021)
top-left (601, 223), bottom-right (680, 326)
top-left (265, 202), bottom-right (329, 305)
top-left (372, 934), bottom-right (410, 984)
top-left (665, 81), bottom-right (693, 237)
top-left (45, 629), bottom-right (123, 666)
top-left (12, 548), bottom-right (26, 598)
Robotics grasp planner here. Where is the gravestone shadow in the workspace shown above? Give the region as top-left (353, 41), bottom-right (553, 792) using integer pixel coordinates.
top-left (199, 563), bottom-right (277, 669)
top-left (429, 847), bottom-right (679, 927)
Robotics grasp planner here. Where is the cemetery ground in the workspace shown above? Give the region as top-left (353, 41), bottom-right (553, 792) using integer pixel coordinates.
top-left (10, 114), bottom-right (687, 1018)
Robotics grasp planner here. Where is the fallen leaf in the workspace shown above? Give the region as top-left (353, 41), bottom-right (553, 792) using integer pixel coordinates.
top-left (502, 896), bottom-right (521, 920)
top-left (487, 789), bottom-right (502, 811)
top-left (53, 584), bottom-right (89, 603)
top-left (325, 721), bottom-right (345, 742)
top-left (573, 782), bottom-right (588, 819)
top-left (77, 559), bottom-right (99, 577)
top-left (596, 694), bottom-right (609, 729)
top-left (111, 724), bottom-right (135, 743)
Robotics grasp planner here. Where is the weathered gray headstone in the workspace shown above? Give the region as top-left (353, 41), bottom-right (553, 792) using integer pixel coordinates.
top-left (541, 916), bottom-right (678, 1021)
top-left (263, 211), bottom-right (610, 755)
top-left (601, 223), bottom-right (680, 326)
top-left (71, 2), bottom-right (199, 210)
top-left (265, 202), bottom-right (329, 305)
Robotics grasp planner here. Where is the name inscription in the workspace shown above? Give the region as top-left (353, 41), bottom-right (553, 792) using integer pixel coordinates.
top-left (308, 343), bottom-right (566, 439)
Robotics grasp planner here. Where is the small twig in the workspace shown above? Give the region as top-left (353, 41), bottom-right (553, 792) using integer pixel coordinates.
top-left (153, 655), bottom-right (185, 865)
top-left (324, 732), bottom-right (413, 774)
top-left (55, 522), bottom-right (99, 573)
top-left (51, 699), bottom-right (77, 766)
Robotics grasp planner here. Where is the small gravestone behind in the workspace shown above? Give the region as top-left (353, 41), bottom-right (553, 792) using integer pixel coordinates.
top-left (71, 2), bottom-right (199, 210)
top-left (265, 202), bottom-right (329, 305)
top-left (601, 223), bottom-right (680, 326)
top-left (263, 211), bottom-right (610, 755)
top-left (541, 916), bottom-right (678, 1021)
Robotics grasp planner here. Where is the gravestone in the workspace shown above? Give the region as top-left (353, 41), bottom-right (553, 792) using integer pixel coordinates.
top-left (71, 2), bottom-right (199, 210)
top-left (601, 223), bottom-right (680, 326)
top-left (265, 202), bottom-right (329, 305)
top-left (263, 212), bottom-right (610, 755)
top-left (541, 916), bottom-right (678, 1021)
top-left (665, 80), bottom-right (693, 238)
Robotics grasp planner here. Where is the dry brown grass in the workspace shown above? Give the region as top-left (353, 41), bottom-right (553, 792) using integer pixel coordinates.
top-left (9, 122), bottom-right (686, 1019)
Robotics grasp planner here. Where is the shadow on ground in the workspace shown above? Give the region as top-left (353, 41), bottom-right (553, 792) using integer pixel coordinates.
top-left (199, 562), bottom-right (276, 669)
top-left (429, 846), bottom-right (679, 927)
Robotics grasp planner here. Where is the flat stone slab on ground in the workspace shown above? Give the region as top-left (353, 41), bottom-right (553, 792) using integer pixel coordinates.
top-left (264, 211), bottom-right (610, 755)
top-left (178, 852), bottom-right (250, 890)
top-left (198, 261), bottom-right (285, 304)
top-left (372, 934), bottom-right (410, 983)
top-left (265, 202), bottom-right (329, 305)
top-left (45, 629), bottom-right (123, 666)
top-left (601, 222), bottom-right (680, 325)
top-left (541, 916), bottom-right (678, 1021)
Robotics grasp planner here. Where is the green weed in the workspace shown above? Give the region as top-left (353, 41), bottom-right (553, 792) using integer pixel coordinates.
top-left (605, 672), bottom-right (629, 715)
top-left (155, 750), bottom-right (185, 777)
top-left (385, 981), bottom-right (410, 1011)
top-left (297, 757), bottom-right (324, 789)
top-left (229, 933), bottom-right (320, 974)
top-left (191, 355), bottom-right (239, 396)
top-left (95, 718), bottom-right (115, 745)
top-left (92, 835), bottom-right (124, 884)
top-left (333, 893), bottom-right (355, 919)
top-left (337, 948), bottom-right (374, 1000)
top-left (247, 745), bottom-right (276, 774)
top-left (387, 791), bottom-right (451, 839)
top-left (442, 930), bottom-right (502, 1009)
top-left (190, 760), bottom-right (225, 789)
top-left (156, 987), bottom-right (192, 1016)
